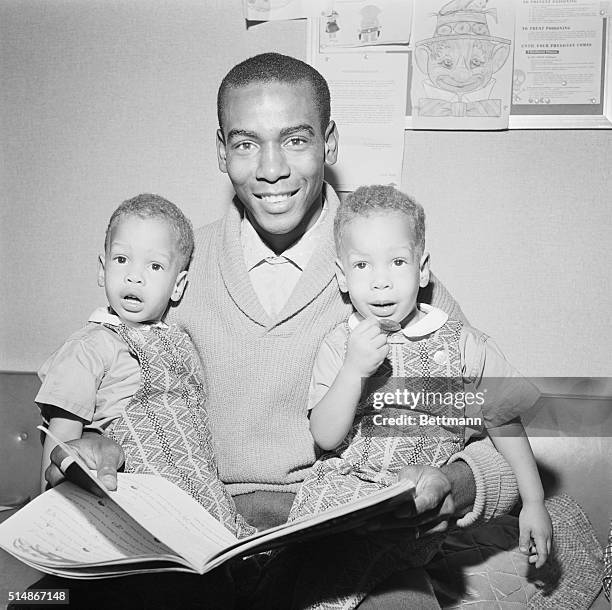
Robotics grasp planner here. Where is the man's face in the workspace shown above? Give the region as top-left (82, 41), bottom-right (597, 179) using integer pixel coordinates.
top-left (217, 81), bottom-right (338, 245)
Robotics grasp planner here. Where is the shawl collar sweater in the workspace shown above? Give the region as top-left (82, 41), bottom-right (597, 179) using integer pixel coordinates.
top-left (173, 185), bottom-right (352, 495)
top-left (171, 184), bottom-right (494, 503)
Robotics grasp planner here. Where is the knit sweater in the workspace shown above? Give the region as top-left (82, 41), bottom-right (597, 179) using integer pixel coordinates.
top-left (171, 183), bottom-right (515, 522)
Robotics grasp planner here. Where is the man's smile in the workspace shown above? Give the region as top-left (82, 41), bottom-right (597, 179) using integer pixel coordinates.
top-left (254, 189), bottom-right (299, 203)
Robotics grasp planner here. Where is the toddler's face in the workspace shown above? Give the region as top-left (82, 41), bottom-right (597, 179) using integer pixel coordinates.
top-left (336, 211), bottom-right (429, 327)
top-left (98, 216), bottom-right (187, 327)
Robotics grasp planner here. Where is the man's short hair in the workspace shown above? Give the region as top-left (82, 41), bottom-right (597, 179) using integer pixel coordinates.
top-left (104, 194), bottom-right (194, 271)
top-left (217, 52), bottom-right (331, 134)
top-left (334, 185), bottom-right (426, 258)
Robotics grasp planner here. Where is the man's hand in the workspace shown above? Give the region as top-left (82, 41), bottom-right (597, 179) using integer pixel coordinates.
top-left (366, 465), bottom-right (459, 537)
top-left (46, 432), bottom-right (124, 494)
top-left (344, 318), bottom-right (389, 378)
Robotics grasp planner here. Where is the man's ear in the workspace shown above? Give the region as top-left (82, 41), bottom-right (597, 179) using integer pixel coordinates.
top-left (335, 258), bottom-right (348, 293)
top-left (171, 271), bottom-right (188, 302)
top-left (97, 254), bottom-right (106, 288)
top-left (216, 128), bottom-right (228, 174)
top-left (419, 251), bottom-right (430, 288)
top-left (324, 120), bottom-right (339, 166)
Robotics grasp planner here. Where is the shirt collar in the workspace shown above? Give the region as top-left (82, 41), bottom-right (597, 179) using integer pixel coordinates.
top-left (241, 199), bottom-right (328, 272)
top-left (88, 306), bottom-right (168, 330)
top-left (348, 304), bottom-right (448, 338)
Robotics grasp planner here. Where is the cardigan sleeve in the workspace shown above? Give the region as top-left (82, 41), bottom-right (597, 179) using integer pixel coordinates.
top-left (447, 436), bottom-right (519, 527)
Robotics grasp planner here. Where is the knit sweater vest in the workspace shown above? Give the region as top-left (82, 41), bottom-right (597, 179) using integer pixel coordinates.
top-left (106, 323), bottom-right (255, 538)
top-left (289, 319), bottom-right (465, 522)
top-left (171, 184), bottom-right (463, 496)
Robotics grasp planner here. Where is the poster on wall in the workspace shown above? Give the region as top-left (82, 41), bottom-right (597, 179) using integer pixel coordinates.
top-left (410, 0), bottom-right (515, 130)
top-left (317, 0), bottom-right (413, 51)
top-left (510, 0), bottom-right (610, 126)
top-left (311, 51), bottom-right (408, 191)
top-left (299, 0), bottom-right (612, 134)
top-left (307, 0), bottom-right (410, 190)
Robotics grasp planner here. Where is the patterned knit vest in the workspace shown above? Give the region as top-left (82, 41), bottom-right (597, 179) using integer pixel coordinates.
top-left (336, 318), bottom-right (466, 482)
top-left (289, 319), bottom-right (466, 523)
top-left (105, 323), bottom-right (255, 538)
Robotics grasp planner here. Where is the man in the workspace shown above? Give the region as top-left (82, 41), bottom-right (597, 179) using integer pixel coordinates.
top-left (47, 53), bottom-right (518, 607)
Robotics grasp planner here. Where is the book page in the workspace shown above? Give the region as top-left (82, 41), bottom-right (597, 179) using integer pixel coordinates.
top-left (0, 482), bottom-right (179, 568)
top-left (108, 473), bottom-right (238, 571)
top-left (2, 428), bottom-right (414, 577)
top-left (0, 473), bottom-right (415, 576)
top-left (34, 426), bottom-right (237, 571)
top-left (204, 478), bottom-right (416, 571)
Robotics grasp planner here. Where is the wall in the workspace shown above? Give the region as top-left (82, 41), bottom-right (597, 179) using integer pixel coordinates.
top-left (2, 0), bottom-right (611, 378)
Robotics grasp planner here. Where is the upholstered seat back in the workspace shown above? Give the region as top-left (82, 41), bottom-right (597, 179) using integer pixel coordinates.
top-left (0, 373), bottom-right (42, 508)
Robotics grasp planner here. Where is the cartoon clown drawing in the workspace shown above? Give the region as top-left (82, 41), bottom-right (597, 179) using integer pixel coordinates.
top-left (414, 0), bottom-right (511, 118)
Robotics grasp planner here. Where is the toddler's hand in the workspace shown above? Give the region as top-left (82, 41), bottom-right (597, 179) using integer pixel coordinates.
top-left (519, 501), bottom-right (552, 568)
top-left (344, 318), bottom-right (389, 378)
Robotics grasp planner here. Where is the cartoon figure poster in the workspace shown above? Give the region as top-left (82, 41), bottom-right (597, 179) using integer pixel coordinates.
top-left (319, 0), bottom-right (413, 50)
top-left (411, 0), bottom-right (515, 130)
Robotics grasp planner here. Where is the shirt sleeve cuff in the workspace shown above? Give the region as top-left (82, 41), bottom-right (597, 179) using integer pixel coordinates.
top-left (448, 438), bottom-right (518, 527)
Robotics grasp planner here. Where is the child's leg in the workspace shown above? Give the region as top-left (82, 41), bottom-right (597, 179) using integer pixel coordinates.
top-left (289, 458), bottom-right (387, 522)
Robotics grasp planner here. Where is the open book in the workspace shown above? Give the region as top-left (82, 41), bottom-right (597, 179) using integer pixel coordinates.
top-left (0, 432), bottom-right (415, 579)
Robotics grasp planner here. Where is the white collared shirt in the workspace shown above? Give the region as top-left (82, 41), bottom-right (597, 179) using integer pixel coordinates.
top-left (241, 201), bottom-right (328, 318)
top-left (347, 303), bottom-right (448, 338)
top-left (88, 306), bottom-right (168, 330)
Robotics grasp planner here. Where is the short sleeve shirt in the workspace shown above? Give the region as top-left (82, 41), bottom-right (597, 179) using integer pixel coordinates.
top-left (35, 308), bottom-right (141, 428)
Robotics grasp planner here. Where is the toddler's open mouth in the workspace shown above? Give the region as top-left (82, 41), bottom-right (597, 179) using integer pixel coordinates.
top-left (121, 294), bottom-right (144, 311)
top-left (369, 302), bottom-right (396, 316)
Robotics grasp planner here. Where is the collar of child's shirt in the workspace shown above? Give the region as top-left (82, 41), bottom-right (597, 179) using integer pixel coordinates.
top-left (88, 306), bottom-right (169, 330)
top-left (348, 304), bottom-right (448, 339)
